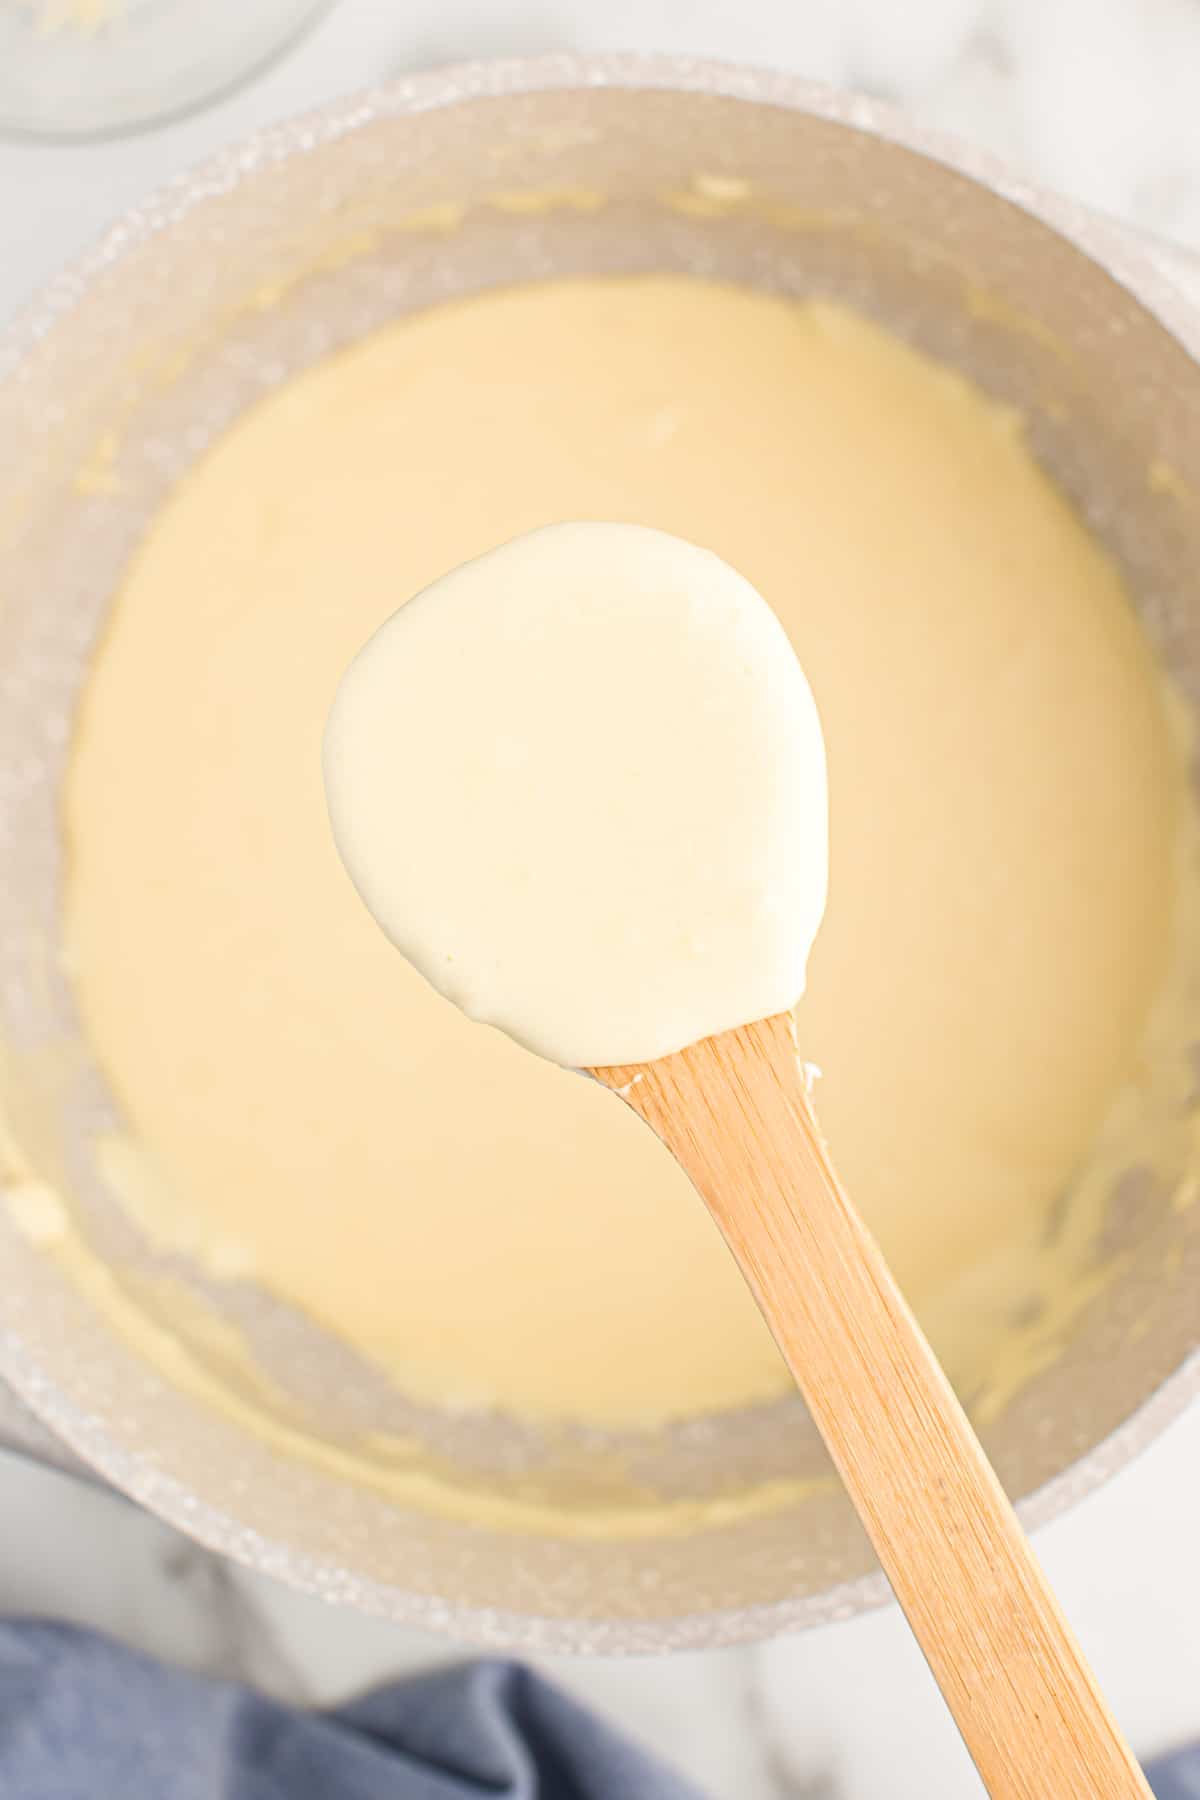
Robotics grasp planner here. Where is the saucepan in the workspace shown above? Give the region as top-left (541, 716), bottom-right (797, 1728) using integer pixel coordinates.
top-left (1, 55), bottom-right (1198, 1651)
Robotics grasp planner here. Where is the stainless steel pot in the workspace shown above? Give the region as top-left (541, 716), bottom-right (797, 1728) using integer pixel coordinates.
top-left (1, 55), bottom-right (1198, 1653)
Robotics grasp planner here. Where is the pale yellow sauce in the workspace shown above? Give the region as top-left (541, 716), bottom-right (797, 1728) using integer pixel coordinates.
top-left (324, 523), bottom-right (829, 1069)
top-left (64, 277), bottom-right (1179, 1425)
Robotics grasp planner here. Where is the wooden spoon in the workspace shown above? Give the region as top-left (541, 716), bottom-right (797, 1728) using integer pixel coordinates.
top-left (591, 1012), bottom-right (1150, 1800)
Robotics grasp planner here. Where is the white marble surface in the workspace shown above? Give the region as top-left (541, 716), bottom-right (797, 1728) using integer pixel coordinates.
top-left (2, 3), bottom-right (1200, 1795)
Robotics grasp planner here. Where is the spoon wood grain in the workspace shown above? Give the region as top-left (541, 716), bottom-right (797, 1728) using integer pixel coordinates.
top-left (591, 1013), bottom-right (1150, 1800)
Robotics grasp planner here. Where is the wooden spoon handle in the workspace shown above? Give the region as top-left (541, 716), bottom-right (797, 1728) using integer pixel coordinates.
top-left (593, 1014), bottom-right (1149, 1799)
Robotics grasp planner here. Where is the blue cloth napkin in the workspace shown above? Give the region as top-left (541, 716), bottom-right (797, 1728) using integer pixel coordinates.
top-left (1148, 1747), bottom-right (1200, 1800)
top-left (0, 1617), bottom-right (1193, 1796)
top-left (0, 1621), bottom-right (702, 1798)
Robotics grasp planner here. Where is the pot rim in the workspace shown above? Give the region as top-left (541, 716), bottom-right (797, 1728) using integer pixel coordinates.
top-left (2, 51), bottom-right (1198, 1653)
